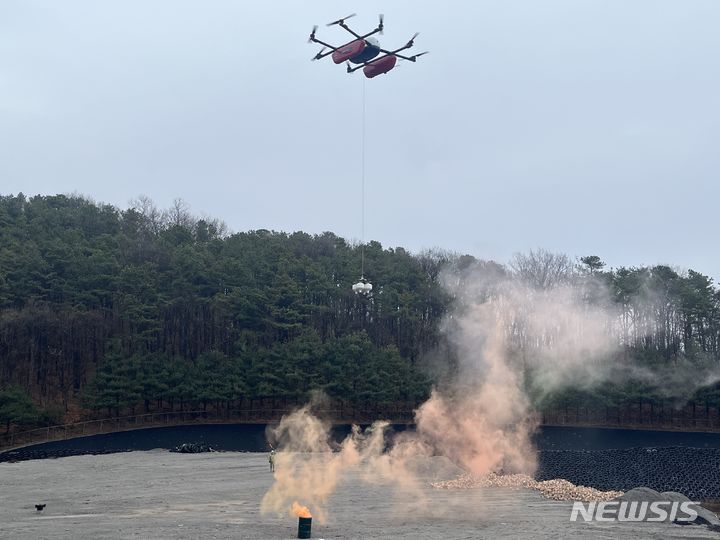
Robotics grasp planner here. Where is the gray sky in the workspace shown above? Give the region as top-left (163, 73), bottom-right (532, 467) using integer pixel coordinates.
top-left (1, 1), bottom-right (718, 281)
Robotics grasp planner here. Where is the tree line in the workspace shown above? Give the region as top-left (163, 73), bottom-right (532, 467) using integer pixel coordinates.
top-left (0, 194), bottom-right (718, 431)
top-left (0, 194), bottom-right (441, 427)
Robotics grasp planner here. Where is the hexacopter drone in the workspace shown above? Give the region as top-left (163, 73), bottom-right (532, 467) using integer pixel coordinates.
top-left (308, 14), bottom-right (428, 78)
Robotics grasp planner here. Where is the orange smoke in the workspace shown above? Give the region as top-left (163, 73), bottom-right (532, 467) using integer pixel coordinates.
top-left (260, 270), bottom-right (618, 524)
top-left (260, 406), bottom-right (425, 524)
top-left (292, 501), bottom-right (312, 518)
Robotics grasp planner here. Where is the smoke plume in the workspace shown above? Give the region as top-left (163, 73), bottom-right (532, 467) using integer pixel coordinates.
top-left (262, 262), bottom-right (628, 520)
top-left (411, 264), bottom-right (621, 477)
top-left (260, 399), bottom-right (429, 524)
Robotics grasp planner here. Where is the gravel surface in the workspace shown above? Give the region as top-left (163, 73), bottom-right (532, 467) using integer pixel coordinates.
top-left (1, 451), bottom-right (718, 539)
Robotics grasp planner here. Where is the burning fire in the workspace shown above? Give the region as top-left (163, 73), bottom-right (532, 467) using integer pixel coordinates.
top-left (291, 501), bottom-right (312, 519)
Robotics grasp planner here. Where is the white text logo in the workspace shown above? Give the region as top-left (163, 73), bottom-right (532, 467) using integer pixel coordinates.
top-left (570, 501), bottom-right (699, 522)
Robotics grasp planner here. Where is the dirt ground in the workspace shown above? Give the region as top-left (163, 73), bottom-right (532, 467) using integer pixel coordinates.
top-left (0, 451), bottom-right (716, 539)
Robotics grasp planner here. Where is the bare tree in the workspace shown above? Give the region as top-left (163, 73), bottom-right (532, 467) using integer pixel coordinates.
top-left (167, 198), bottom-right (195, 229)
top-left (129, 195), bottom-right (166, 234)
top-left (417, 248), bottom-right (455, 282)
top-left (509, 248), bottom-right (574, 289)
top-left (199, 215), bottom-right (229, 239)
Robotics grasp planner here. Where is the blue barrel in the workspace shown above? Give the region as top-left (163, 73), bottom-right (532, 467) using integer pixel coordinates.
top-left (297, 516), bottom-right (312, 539)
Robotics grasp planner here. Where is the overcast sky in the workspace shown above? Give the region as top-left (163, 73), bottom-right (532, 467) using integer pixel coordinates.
top-left (1, 1), bottom-right (718, 281)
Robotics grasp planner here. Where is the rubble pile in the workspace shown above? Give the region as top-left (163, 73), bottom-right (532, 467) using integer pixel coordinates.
top-left (432, 472), bottom-right (623, 502)
top-left (169, 442), bottom-right (216, 453)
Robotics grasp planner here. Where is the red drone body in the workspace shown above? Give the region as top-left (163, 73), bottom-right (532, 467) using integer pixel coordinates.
top-left (308, 14), bottom-right (427, 79)
top-left (363, 55), bottom-right (397, 79)
top-left (331, 40), bottom-right (366, 64)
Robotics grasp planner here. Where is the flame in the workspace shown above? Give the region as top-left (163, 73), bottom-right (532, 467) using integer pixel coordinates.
top-left (291, 501), bottom-right (312, 519)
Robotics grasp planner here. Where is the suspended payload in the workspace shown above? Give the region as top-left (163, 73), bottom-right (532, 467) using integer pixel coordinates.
top-left (352, 276), bottom-right (373, 295)
top-left (308, 15), bottom-right (420, 295)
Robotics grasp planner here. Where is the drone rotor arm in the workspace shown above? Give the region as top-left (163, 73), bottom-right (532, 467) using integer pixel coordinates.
top-left (406, 32), bottom-right (420, 48)
top-left (312, 47), bottom-right (332, 61)
top-left (309, 36), bottom-right (338, 51)
top-left (394, 52), bottom-right (415, 62)
top-left (396, 51), bottom-right (429, 62)
top-left (339, 23), bottom-right (362, 39)
top-left (378, 41), bottom-right (414, 57)
top-left (307, 25), bottom-right (318, 43)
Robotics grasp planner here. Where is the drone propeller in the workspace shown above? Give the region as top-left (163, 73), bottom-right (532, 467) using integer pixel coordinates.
top-left (311, 47), bottom-right (327, 61)
top-left (308, 25), bottom-right (318, 43)
top-left (378, 14), bottom-right (384, 34)
top-left (327, 13), bottom-right (356, 27)
top-left (397, 50), bottom-right (429, 64)
top-left (407, 32), bottom-right (420, 46)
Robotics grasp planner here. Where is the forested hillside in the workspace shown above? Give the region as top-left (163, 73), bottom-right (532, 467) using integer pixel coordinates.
top-left (0, 194), bottom-right (444, 423)
top-left (0, 194), bottom-right (719, 430)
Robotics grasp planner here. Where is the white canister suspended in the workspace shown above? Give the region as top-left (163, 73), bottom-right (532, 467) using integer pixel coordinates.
top-left (352, 278), bottom-right (373, 295)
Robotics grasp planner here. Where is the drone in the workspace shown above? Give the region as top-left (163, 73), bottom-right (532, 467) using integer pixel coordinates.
top-left (308, 14), bottom-right (428, 78)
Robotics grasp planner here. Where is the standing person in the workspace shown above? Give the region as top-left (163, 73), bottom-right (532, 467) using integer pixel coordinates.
top-left (269, 449), bottom-right (276, 472)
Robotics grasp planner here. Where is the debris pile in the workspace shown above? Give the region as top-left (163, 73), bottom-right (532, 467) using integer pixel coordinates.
top-left (535, 478), bottom-right (623, 501)
top-left (169, 443), bottom-right (216, 453)
top-left (432, 472), bottom-right (623, 502)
